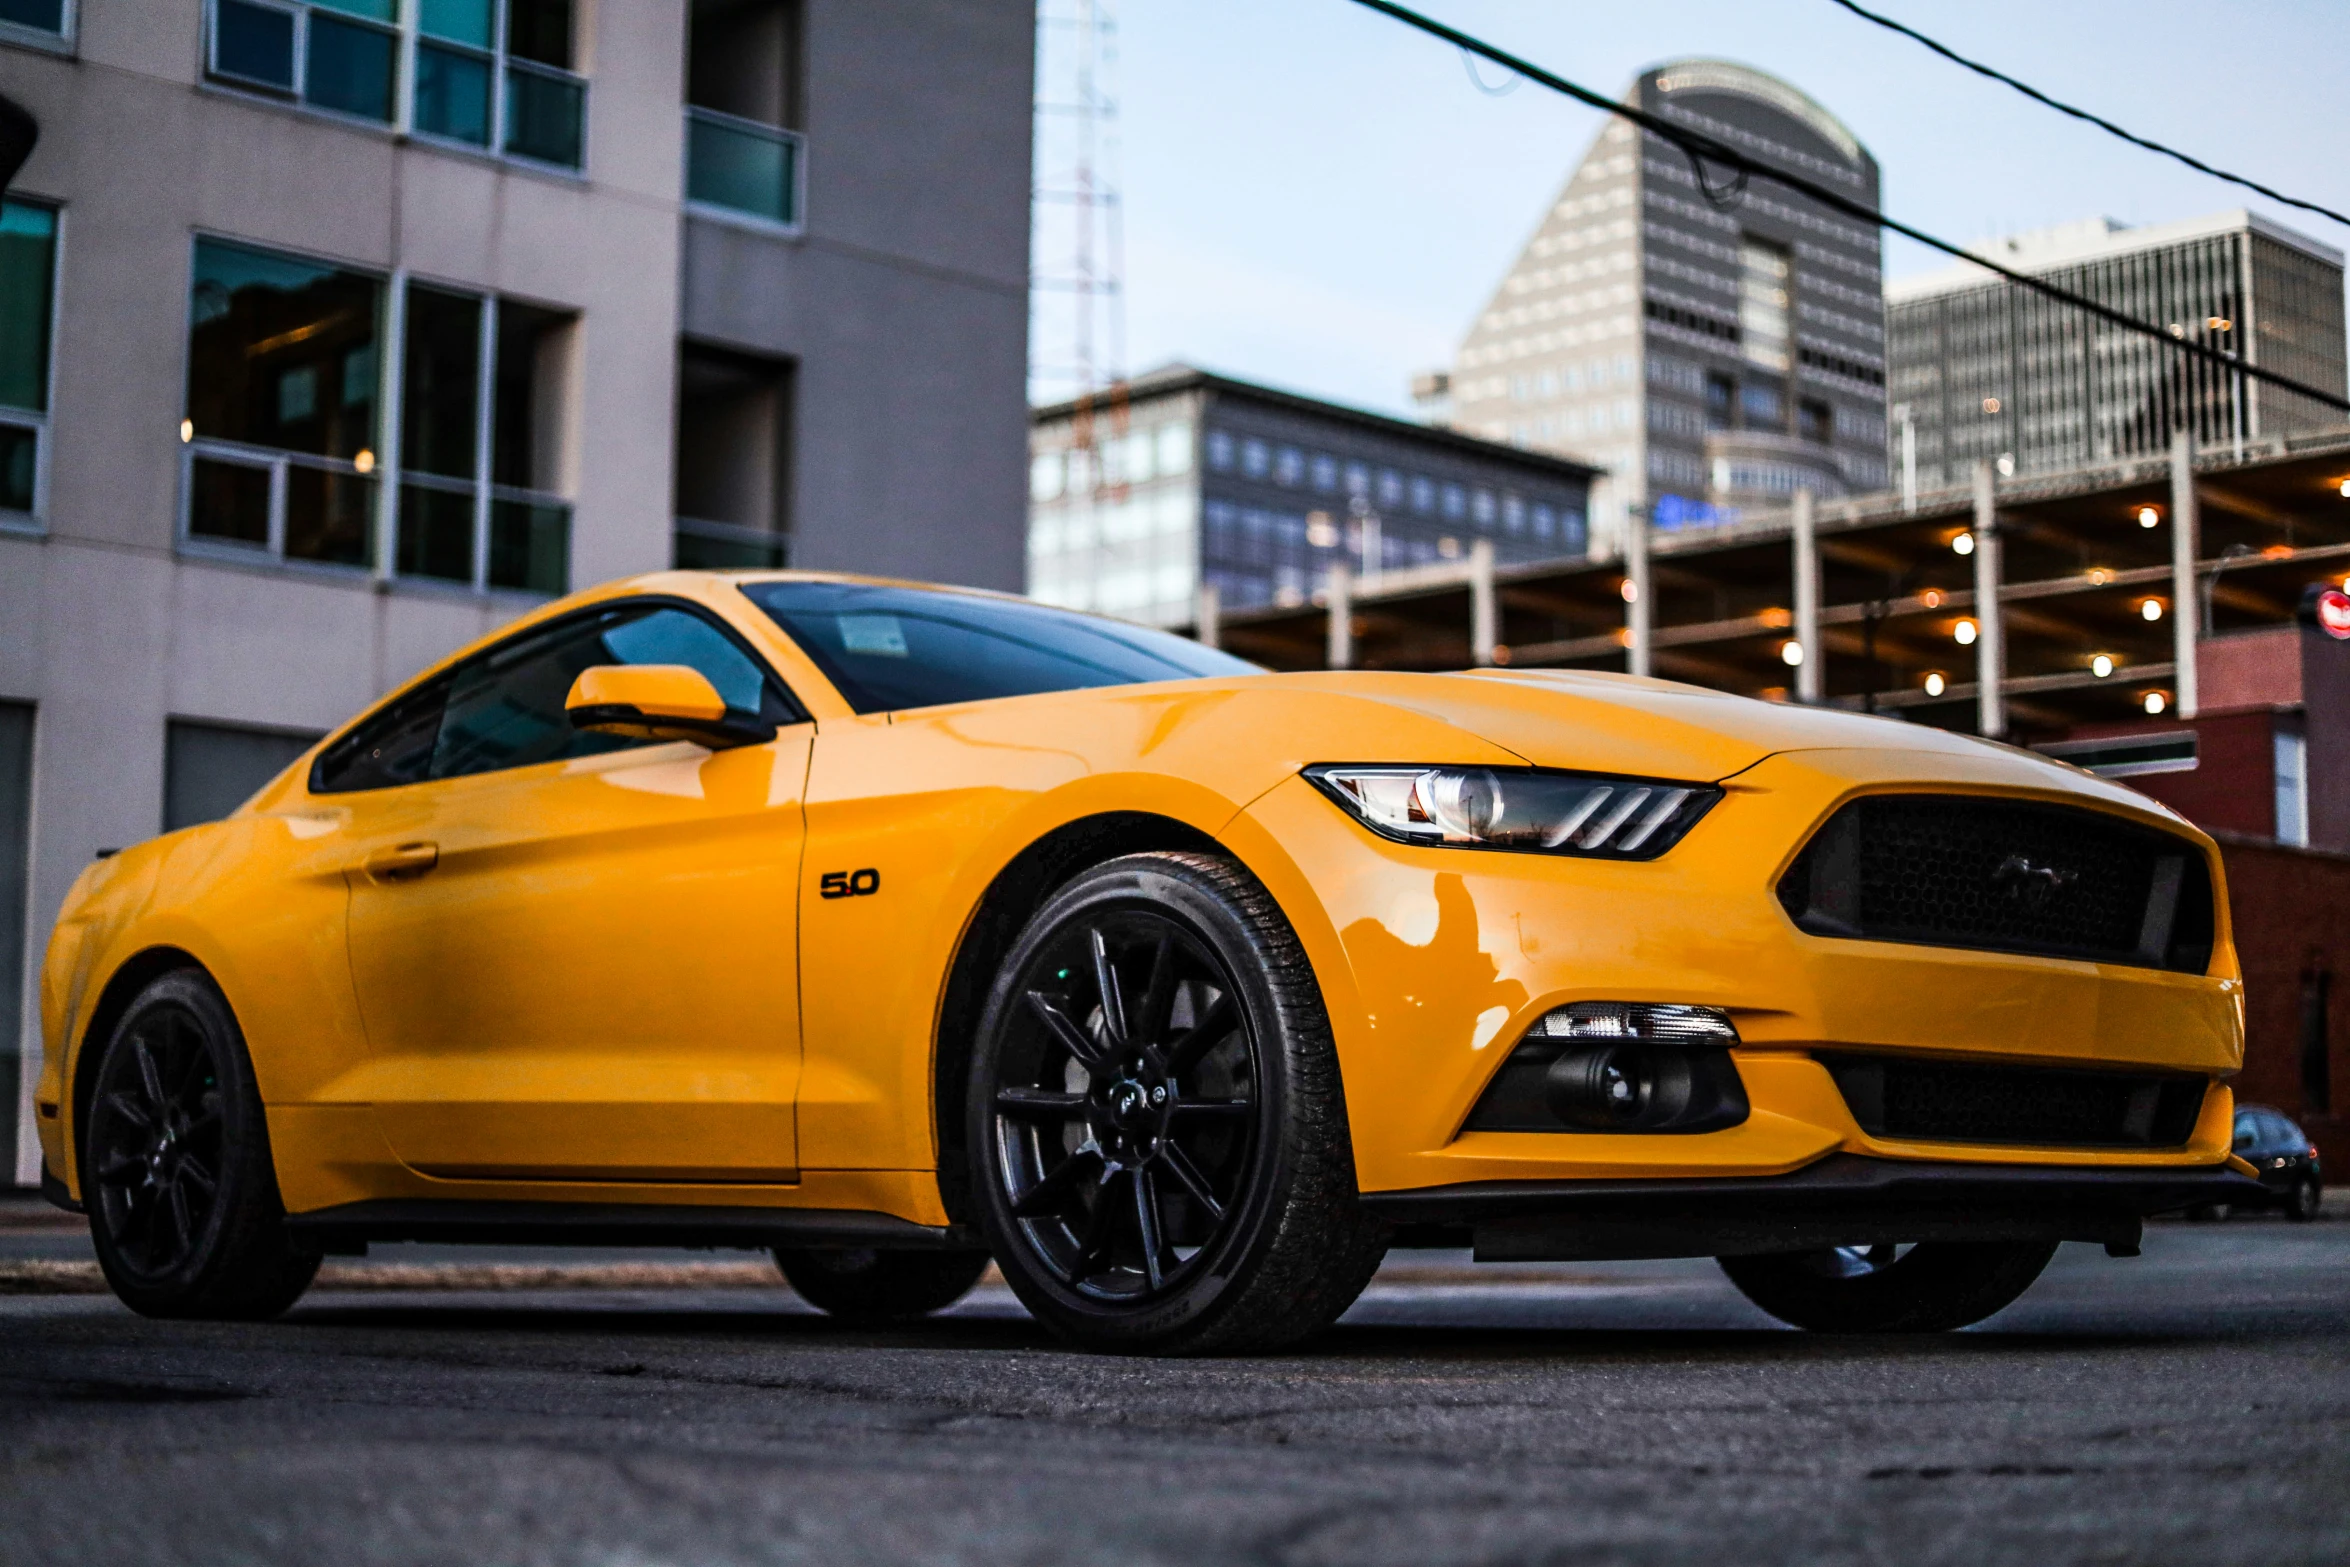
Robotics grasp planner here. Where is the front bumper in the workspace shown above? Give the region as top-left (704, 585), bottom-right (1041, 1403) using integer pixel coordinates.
top-left (1361, 1154), bottom-right (2267, 1261)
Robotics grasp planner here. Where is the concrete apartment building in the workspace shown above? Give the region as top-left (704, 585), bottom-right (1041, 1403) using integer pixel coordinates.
top-left (1028, 366), bottom-right (1596, 632)
top-left (1438, 59), bottom-right (1889, 549)
top-left (1886, 212), bottom-right (2348, 491)
top-left (0, 0), bottom-right (1032, 1181)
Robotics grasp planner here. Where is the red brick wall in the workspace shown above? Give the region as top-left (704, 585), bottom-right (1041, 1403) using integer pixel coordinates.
top-left (2216, 837), bottom-right (2350, 1171)
top-left (2067, 711), bottom-right (2280, 838)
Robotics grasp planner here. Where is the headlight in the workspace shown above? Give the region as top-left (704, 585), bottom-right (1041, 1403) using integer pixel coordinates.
top-left (1304, 764), bottom-right (1720, 859)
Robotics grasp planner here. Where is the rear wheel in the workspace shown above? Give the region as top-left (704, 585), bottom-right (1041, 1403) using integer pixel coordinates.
top-left (1719, 1239), bottom-right (2057, 1332)
top-left (2285, 1175), bottom-right (2323, 1222)
top-left (968, 852), bottom-right (1388, 1355)
top-left (80, 970), bottom-right (319, 1320)
top-left (773, 1247), bottom-right (991, 1323)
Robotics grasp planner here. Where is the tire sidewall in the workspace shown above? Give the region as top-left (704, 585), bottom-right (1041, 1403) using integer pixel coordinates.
top-left (967, 855), bottom-right (1305, 1349)
top-left (81, 970), bottom-right (274, 1314)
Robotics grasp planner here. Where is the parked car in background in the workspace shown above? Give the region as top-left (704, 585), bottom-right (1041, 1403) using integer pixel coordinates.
top-left (2226, 1105), bottom-right (2324, 1220)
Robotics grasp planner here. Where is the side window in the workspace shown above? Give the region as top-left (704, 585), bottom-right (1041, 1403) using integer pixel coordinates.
top-left (430, 603), bottom-right (799, 782)
top-left (2232, 1112), bottom-right (2259, 1152)
top-left (311, 678), bottom-right (451, 794)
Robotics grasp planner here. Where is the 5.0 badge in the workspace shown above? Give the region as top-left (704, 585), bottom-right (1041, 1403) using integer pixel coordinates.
top-left (819, 868), bottom-right (881, 899)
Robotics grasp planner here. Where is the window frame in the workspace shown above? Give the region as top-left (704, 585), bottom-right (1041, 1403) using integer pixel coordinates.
top-left (682, 104), bottom-right (808, 236)
top-left (308, 594), bottom-right (806, 795)
top-left (176, 236), bottom-right (575, 596)
top-left (200, 0), bottom-right (589, 174)
top-left (0, 0), bottom-right (74, 54)
top-left (0, 195), bottom-right (61, 533)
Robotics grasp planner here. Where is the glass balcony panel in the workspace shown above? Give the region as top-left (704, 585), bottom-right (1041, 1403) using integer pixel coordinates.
top-left (396, 482), bottom-right (476, 582)
top-left (673, 516), bottom-right (787, 570)
top-left (415, 43), bottom-right (493, 144)
top-left (489, 496), bottom-right (570, 594)
top-left (284, 464), bottom-right (375, 566)
top-left (0, 0), bottom-right (66, 34)
top-left (419, 0), bottom-right (492, 46)
top-left (213, 0), bottom-right (296, 90)
top-left (306, 14), bottom-right (397, 122)
top-left (189, 457), bottom-right (273, 546)
top-left (0, 422), bottom-right (36, 512)
top-left (686, 110), bottom-right (799, 226)
top-left (504, 63), bottom-right (584, 168)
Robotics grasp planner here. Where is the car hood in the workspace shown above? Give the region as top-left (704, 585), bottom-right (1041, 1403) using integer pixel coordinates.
top-left (1245, 667), bottom-right (2074, 787)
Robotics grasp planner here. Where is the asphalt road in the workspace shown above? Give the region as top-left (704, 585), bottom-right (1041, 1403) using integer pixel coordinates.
top-left (2, 1215), bottom-right (2346, 1567)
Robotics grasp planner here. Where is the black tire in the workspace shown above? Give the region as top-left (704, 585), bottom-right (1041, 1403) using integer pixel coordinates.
top-left (967, 851), bottom-right (1388, 1355)
top-left (79, 969), bottom-right (319, 1320)
top-left (2285, 1176), bottom-right (2323, 1222)
top-left (1718, 1240), bottom-right (2057, 1333)
top-left (774, 1247), bottom-right (991, 1322)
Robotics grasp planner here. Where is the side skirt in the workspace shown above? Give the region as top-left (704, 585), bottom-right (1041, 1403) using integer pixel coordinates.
top-left (284, 1199), bottom-right (982, 1257)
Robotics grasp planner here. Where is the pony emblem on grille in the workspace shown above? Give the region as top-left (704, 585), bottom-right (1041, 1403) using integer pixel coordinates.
top-left (1993, 853), bottom-right (2077, 909)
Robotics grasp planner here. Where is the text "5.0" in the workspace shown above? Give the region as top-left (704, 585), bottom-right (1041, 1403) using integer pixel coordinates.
top-left (819, 868), bottom-right (881, 900)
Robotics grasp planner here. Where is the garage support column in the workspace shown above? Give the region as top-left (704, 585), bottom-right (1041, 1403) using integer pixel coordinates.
top-left (2171, 430), bottom-right (2201, 718)
top-left (1626, 506), bottom-right (1652, 678)
top-left (1326, 562), bottom-right (1353, 670)
top-left (1470, 539), bottom-right (1497, 666)
top-left (1973, 460), bottom-right (2004, 738)
top-left (1195, 581), bottom-right (1221, 651)
top-left (1792, 488), bottom-right (1822, 704)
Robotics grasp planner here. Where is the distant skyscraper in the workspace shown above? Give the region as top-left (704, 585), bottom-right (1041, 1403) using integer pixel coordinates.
top-left (1442, 60), bottom-right (1888, 549)
top-left (1886, 212), bottom-right (2348, 490)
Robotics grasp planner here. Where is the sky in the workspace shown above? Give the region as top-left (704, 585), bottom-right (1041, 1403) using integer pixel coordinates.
top-left (1038, 0), bottom-right (2350, 417)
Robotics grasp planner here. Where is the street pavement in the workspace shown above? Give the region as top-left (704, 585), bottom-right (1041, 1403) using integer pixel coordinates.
top-left (1, 1211), bottom-right (2346, 1566)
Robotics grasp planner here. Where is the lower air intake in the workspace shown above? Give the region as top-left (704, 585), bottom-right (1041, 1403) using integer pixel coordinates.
top-left (1824, 1054), bottom-right (2208, 1149)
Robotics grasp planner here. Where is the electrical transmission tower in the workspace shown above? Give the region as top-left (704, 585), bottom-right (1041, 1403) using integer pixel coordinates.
top-left (1031, 0), bottom-right (1128, 464)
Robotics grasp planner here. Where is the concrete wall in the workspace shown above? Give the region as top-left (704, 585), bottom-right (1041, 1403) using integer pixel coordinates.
top-left (0, 0), bottom-right (1033, 1181)
top-left (679, 0), bottom-right (1032, 592)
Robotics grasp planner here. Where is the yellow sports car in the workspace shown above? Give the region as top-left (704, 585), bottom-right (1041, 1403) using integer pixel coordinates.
top-left (35, 572), bottom-right (2258, 1351)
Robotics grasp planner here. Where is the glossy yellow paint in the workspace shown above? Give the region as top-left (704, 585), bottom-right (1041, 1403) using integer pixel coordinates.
top-left (36, 571), bottom-right (2245, 1229)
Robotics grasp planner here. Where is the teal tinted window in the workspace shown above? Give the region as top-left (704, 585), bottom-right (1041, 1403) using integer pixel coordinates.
top-left (0, 0), bottom-right (67, 34)
top-left (213, 0), bottom-right (295, 89)
top-left (0, 201), bottom-right (55, 414)
top-left (306, 12), bottom-right (396, 121)
top-left (419, 0), bottom-right (492, 45)
top-left (505, 64), bottom-right (584, 167)
top-left (415, 43), bottom-right (493, 143)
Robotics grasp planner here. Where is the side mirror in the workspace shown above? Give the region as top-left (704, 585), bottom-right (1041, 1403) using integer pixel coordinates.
top-left (564, 665), bottom-right (776, 748)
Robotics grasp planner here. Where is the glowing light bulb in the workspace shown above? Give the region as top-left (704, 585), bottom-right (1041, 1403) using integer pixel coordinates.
top-left (2141, 599), bottom-right (2163, 622)
top-left (179, 419), bottom-right (194, 444)
top-left (1952, 532), bottom-right (1976, 556)
top-left (2145, 691), bottom-right (2168, 715)
top-left (2091, 654), bottom-right (2115, 678)
top-left (1924, 672), bottom-right (1946, 697)
top-left (1954, 620), bottom-right (1978, 647)
top-left (1619, 579), bottom-right (1638, 603)
top-left (2137, 506), bottom-right (2160, 528)
top-left (1781, 641), bottom-right (1804, 668)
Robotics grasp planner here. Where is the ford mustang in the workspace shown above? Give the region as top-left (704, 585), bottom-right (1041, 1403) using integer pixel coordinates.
top-left (35, 571), bottom-right (2262, 1351)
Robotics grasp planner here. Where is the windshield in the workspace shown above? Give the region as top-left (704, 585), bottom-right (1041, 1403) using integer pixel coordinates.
top-left (741, 580), bottom-right (1261, 715)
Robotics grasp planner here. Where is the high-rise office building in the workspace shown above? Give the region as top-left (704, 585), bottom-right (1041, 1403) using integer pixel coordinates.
top-left (1028, 366), bottom-right (1595, 627)
top-left (1443, 59), bottom-right (1888, 546)
top-left (1886, 212), bottom-right (2348, 490)
top-left (0, 0), bottom-right (1033, 1182)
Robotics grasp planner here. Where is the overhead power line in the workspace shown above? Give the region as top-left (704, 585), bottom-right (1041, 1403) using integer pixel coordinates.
top-left (1342, 0), bottom-right (2350, 414)
top-left (1824, 0), bottom-right (2350, 232)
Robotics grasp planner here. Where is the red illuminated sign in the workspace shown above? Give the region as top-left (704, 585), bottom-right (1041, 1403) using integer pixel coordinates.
top-left (2319, 588), bottom-right (2350, 641)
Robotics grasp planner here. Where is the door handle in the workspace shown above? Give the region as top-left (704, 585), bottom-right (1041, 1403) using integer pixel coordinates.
top-left (363, 841), bottom-right (440, 882)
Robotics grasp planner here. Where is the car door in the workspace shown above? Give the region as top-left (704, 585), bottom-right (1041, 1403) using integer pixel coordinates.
top-left (330, 599), bottom-right (812, 1183)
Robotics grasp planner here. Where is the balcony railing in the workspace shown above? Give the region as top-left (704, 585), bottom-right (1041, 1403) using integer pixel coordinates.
top-left (685, 107), bottom-right (804, 230)
top-left (674, 515), bottom-right (789, 570)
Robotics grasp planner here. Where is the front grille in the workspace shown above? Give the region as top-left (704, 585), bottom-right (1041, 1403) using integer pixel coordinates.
top-left (1776, 794), bottom-right (2215, 973)
top-left (1824, 1054), bottom-right (2208, 1149)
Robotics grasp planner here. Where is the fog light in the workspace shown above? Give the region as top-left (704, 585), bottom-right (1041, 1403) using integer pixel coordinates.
top-left (1469, 1003), bottom-right (1748, 1135)
top-left (1546, 1044), bottom-right (1652, 1129)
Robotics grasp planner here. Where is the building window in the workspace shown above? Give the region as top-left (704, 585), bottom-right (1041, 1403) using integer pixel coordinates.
top-left (673, 342), bottom-right (791, 569)
top-left (206, 0), bottom-right (587, 170)
top-left (1205, 429), bottom-right (1235, 472)
top-left (685, 0), bottom-right (805, 229)
top-left (0, 700), bottom-right (28, 1184)
top-left (1273, 445), bottom-right (1304, 486)
top-left (0, 199), bottom-right (57, 522)
top-left (164, 718), bottom-right (326, 832)
top-left (182, 238), bottom-right (572, 592)
top-left (2275, 728), bottom-right (2309, 846)
top-left (2302, 968), bottom-right (2332, 1115)
top-left (1740, 380), bottom-right (1784, 431)
top-left (1240, 438), bottom-right (1270, 480)
top-left (1798, 397), bottom-right (1832, 444)
top-left (1309, 453), bottom-right (1338, 492)
top-left (1703, 372), bottom-right (1734, 432)
top-left (0, 0), bottom-right (73, 48)
top-left (1738, 235), bottom-right (1792, 373)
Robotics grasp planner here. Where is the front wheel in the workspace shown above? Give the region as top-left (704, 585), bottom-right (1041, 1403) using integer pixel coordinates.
top-left (80, 969), bottom-right (319, 1320)
top-left (774, 1247), bottom-right (991, 1322)
top-left (1719, 1240), bottom-right (2057, 1332)
top-left (968, 852), bottom-right (1388, 1355)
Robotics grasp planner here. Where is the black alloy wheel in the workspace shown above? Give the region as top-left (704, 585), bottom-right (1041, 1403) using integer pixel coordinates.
top-left (1719, 1238), bottom-right (2058, 1333)
top-left (969, 852), bottom-right (1388, 1354)
top-left (81, 970), bottom-right (319, 1319)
